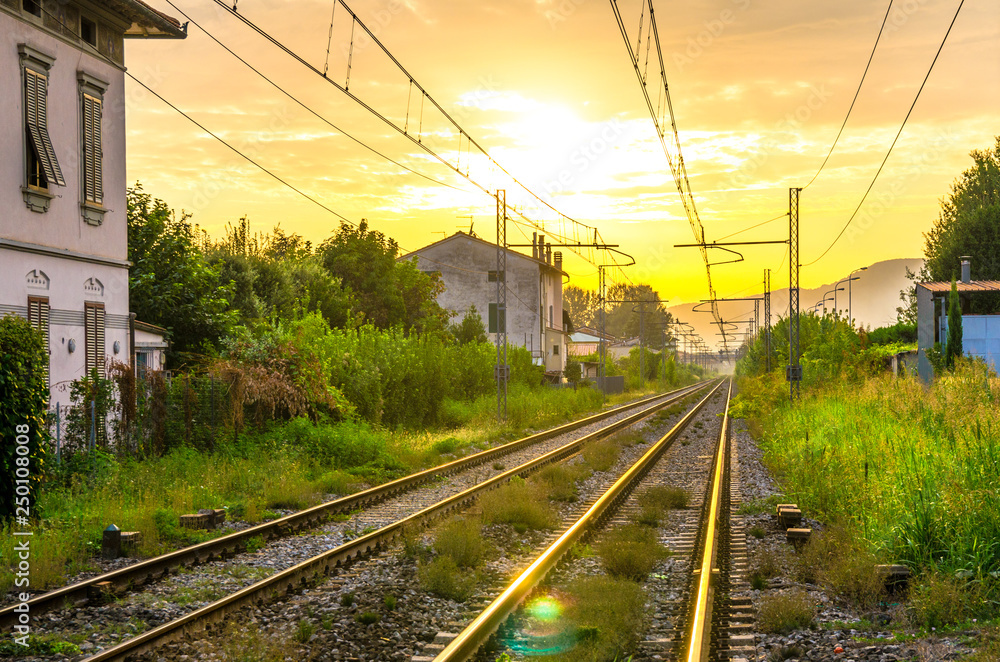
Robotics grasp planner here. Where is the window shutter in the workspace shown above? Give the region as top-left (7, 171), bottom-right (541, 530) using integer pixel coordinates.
top-left (85, 302), bottom-right (106, 378)
top-left (488, 303), bottom-right (497, 333)
top-left (83, 94), bottom-right (103, 204)
top-left (27, 297), bottom-right (50, 386)
top-left (25, 69), bottom-right (65, 187)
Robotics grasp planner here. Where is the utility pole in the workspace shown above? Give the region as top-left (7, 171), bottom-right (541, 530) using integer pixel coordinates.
top-left (495, 190), bottom-right (507, 423)
top-left (764, 268), bottom-right (772, 373)
top-left (788, 188), bottom-right (801, 401)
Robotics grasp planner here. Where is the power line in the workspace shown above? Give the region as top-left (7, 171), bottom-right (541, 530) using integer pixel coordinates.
top-left (162, 0), bottom-right (468, 193)
top-left (802, 0), bottom-right (894, 190)
top-left (716, 213), bottom-right (788, 242)
top-left (804, 0), bottom-right (965, 267)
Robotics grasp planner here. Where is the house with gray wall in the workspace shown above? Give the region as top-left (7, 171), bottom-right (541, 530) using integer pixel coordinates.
top-left (0, 0), bottom-right (185, 408)
top-left (399, 232), bottom-right (569, 375)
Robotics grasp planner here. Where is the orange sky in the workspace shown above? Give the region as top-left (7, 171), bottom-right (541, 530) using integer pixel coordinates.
top-left (124, 0), bottom-right (999, 313)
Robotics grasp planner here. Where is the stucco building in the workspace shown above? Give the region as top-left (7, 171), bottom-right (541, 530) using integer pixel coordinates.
top-left (0, 0), bottom-right (184, 408)
top-left (400, 232), bottom-right (570, 375)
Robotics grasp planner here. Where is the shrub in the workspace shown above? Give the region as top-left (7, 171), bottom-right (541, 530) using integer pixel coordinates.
top-left (355, 611), bottom-right (380, 625)
top-left (557, 577), bottom-right (649, 662)
top-left (481, 477), bottom-right (555, 531)
top-left (640, 485), bottom-right (689, 510)
top-left (534, 464), bottom-right (586, 503)
top-left (433, 517), bottom-right (485, 569)
top-left (383, 594), bottom-right (397, 610)
top-left (908, 572), bottom-right (978, 629)
top-left (757, 591), bottom-right (814, 633)
top-left (0, 315), bottom-right (48, 522)
top-left (294, 619), bottom-right (315, 643)
top-left (582, 438), bottom-right (619, 472)
top-left (418, 556), bottom-right (476, 602)
top-left (597, 524), bottom-right (670, 581)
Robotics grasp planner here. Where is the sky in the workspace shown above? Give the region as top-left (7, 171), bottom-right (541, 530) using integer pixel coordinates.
top-left (124, 0), bottom-right (999, 316)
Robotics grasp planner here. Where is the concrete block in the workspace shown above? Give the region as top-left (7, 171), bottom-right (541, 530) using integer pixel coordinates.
top-left (120, 531), bottom-right (142, 556)
top-left (180, 513), bottom-right (212, 529)
top-left (778, 507), bottom-right (802, 529)
top-left (102, 524), bottom-right (121, 559)
top-left (786, 527), bottom-right (811, 547)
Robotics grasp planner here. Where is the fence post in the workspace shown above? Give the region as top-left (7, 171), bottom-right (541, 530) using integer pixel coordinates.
top-left (55, 404), bottom-right (61, 462)
top-left (89, 399), bottom-right (96, 453)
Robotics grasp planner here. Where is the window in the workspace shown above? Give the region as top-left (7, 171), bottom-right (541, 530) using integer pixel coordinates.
top-left (20, 44), bottom-right (63, 212)
top-left (82, 93), bottom-right (102, 204)
top-left (22, 0), bottom-right (41, 17)
top-left (84, 302), bottom-right (106, 378)
top-left (27, 296), bottom-right (50, 385)
top-left (80, 16), bottom-right (97, 46)
top-left (487, 270), bottom-right (505, 282)
top-left (553, 344), bottom-right (559, 356)
top-left (549, 305), bottom-right (554, 328)
top-left (488, 303), bottom-right (506, 334)
top-left (79, 72), bottom-right (108, 224)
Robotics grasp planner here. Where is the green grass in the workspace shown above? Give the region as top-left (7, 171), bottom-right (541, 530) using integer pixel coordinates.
top-left (481, 477), bottom-right (556, 532)
top-left (757, 590), bottom-right (815, 633)
top-left (596, 524), bottom-right (671, 581)
top-left (736, 361), bottom-right (1000, 580)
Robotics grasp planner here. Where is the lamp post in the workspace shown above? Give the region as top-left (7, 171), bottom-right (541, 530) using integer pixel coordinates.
top-left (833, 276), bottom-right (862, 316)
top-left (821, 287), bottom-right (844, 315)
top-left (848, 266), bottom-right (868, 324)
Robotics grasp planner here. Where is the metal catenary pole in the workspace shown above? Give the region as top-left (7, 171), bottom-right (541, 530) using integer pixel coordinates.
top-left (764, 268), bottom-right (772, 373)
top-left (496, 190), bottom-right (508, 423)
top-left (788, 188), bottom-right (801, 401)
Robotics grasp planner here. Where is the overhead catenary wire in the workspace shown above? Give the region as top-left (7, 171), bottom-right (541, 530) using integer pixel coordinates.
top-left (802, 0), bottom-right (895, 190)
top-left (211, 0), bottom-right (633, 281)
top-left (161, 0), bottom-right (469, 193)
top-left (804, 0), bottom-right (965, 267)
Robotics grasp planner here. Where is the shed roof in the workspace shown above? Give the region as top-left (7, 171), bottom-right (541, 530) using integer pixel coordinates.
top-left (398, 231), bottom-right (567, 276)
top-left (919, 281), bottom-right (1000, 293)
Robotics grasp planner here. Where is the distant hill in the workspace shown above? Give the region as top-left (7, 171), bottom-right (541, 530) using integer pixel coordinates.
top-left (667, 258), bottom-right (924, 347)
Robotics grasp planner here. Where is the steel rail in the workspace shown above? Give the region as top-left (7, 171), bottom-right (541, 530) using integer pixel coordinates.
top-left (0, 382), bottom-right (707, 629)
top-left (78, 381), bottom-right (718, 662)
top-left (432, 379), bottom-right (728, 662)
top-left (686, 379), bottom-right (733, 662)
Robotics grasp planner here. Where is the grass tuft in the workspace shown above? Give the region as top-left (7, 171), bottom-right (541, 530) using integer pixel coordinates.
top-left (757, 590), bottom-right (815, 633)
top-left (597, 524), bottom-right (670, 581)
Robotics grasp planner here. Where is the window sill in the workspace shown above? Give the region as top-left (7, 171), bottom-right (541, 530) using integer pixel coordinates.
top-left (22, 186), bottom-right (53, 213)
top-left (81, 201), bottom-right (106, 226)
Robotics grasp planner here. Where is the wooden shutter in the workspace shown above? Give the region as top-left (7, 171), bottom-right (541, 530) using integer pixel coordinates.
top-left (83, 93), bottom-right (103, 204)
top-left (24, 68), bottom-right (65, 187)
top-left (85, 302), bottom-right (105, 378)
top-left (27, 296), bottom-right (50, 386)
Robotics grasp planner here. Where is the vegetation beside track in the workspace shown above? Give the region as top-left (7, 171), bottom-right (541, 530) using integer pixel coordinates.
top-left (735, 327), bottom-right (1000, 628)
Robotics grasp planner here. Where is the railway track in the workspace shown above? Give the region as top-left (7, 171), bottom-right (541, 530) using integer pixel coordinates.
top-left (0, 382), bottom-right (709, 631)
top-left (15, 381), bottom-right (714, 661)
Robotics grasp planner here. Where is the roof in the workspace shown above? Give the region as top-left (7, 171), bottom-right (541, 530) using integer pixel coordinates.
top-left (114, 0), bottom-right (187, 39)
top-left (135, 320), bottom-right (168, 335)
top-left (918, 280), bottom-right (1000, 293)
top-left (398, 232), bottom-right (568, 277)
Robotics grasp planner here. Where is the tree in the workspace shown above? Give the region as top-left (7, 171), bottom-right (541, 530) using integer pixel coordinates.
top-left (450, 306), bottom-right (487, 345)
top-left (127, 184), bottom-right (236, 362)
top-left (945, 278), bottom-right (963, 369)
top-left (563, 285), bottom-right (596, 328)
top-left (318, 220), bottom-right (447, 333)
top-left (922, 137), bottom-right (1000, 313)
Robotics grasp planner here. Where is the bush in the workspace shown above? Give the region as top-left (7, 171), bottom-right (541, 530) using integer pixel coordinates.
top-left (757, 591), bottom-right (814, 633)
top-left (908, 572), bottom-right (982, 629)
top-left (533, 464), bottom-right (586, 503)
top-left (792, 526), bottom-right (885, 609)
top-left (557, 577), bottom-right (649, 662)
top-left (597, 524), bottom-right (670, 581)
top-left (0, 315), bottom-right (48, 522)
top-left (481, 477), bottom-right (555, 532)
top-left (582, 438), bottom-right (619, 472)
top-left (418, 556), bottom-right (476, 602)
top-left (433, 517), bottom-right (484, 569)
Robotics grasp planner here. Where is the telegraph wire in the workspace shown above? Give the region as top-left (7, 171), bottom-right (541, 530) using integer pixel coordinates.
top-left (716, 213), bottom-right (788, 242)
top-left (802, 0), bottom-right (895, 190)
top-left (804, 0), bottom-right (965, 267)
top-left (210, 0), bottom-right (632, 280)
top-left (161, 0), bottom-right (468, 192)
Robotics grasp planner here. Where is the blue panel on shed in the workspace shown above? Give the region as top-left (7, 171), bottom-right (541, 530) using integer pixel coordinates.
top-left (963, 315), bottom-right (988, 339)
top-left (988, 316), bottom-right (1000, 337)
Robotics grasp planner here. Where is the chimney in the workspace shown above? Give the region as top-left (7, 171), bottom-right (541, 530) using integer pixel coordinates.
top-left (554, 251), bottom-right (563, 271)
top-left (538, 235), bottom-right (545, 260)
top-left (545, 243), bottom-right (552, 265)
top-left (961, 256), bottom-right (971, 284)
top-left (532, 232), bottom-right (538, 259)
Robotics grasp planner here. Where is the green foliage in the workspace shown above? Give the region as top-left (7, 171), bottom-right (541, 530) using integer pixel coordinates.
top-left (757, 590), bottom-right (815, 633)
top-left (0, 315), bottom-right (48, 522)
top-left (564, 358), bottom-right (582, 384)
top-left (596, 524), bottom-right (670, 581)
top-left (418, 555), bottom-right (477, 602)
top-left (433, 517), bottom-right (485, 569)
top-left (449, 306), bottom-right (487, 345)
top-left (555, 577), bottom-right (649, 662)
top-left (355, 611), bottom-right (380, 625)
top-left (868, 321), bottom-right (917, 346)
top-left (318, 219), bottom-right (449, 333)
top-left (946, 278), bottom-right (964, 369)
top-left (127, 184), bottom-right (236, 360)
top-left (923, 136), bottom-right (1000, 314)
top-left (481, 477), bottom-right (555, 531)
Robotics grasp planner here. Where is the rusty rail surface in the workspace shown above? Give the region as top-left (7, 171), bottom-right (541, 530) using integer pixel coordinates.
top-left (0, 382), bottom-right (709, 630)
top-left (78, 381), bottom-right (717, 661)
top-left (431, 379), bottom-right (728, 662)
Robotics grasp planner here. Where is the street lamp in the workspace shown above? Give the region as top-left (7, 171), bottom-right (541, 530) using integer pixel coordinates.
top-left (821, 287), bottom-right (844, 315)
top-left (848, 266), bottom-right (868, 324)
top-left (834, 276), bottom-right (863, 316)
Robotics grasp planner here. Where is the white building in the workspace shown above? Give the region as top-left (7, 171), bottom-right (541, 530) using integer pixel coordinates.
top-left (0, 0), bottom-right (184, 408)
top-left (399, 232), bottom-right (569, 375)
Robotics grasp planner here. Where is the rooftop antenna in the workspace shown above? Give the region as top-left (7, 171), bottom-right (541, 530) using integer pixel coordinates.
top-left (455, 215), bottom-right (475, 237)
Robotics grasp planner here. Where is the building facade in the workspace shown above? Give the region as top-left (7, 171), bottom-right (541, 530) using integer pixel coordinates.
top-left (0, 0), bottom-right (184, 408)
top-left (400, 232), bottom-right (569, 374)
